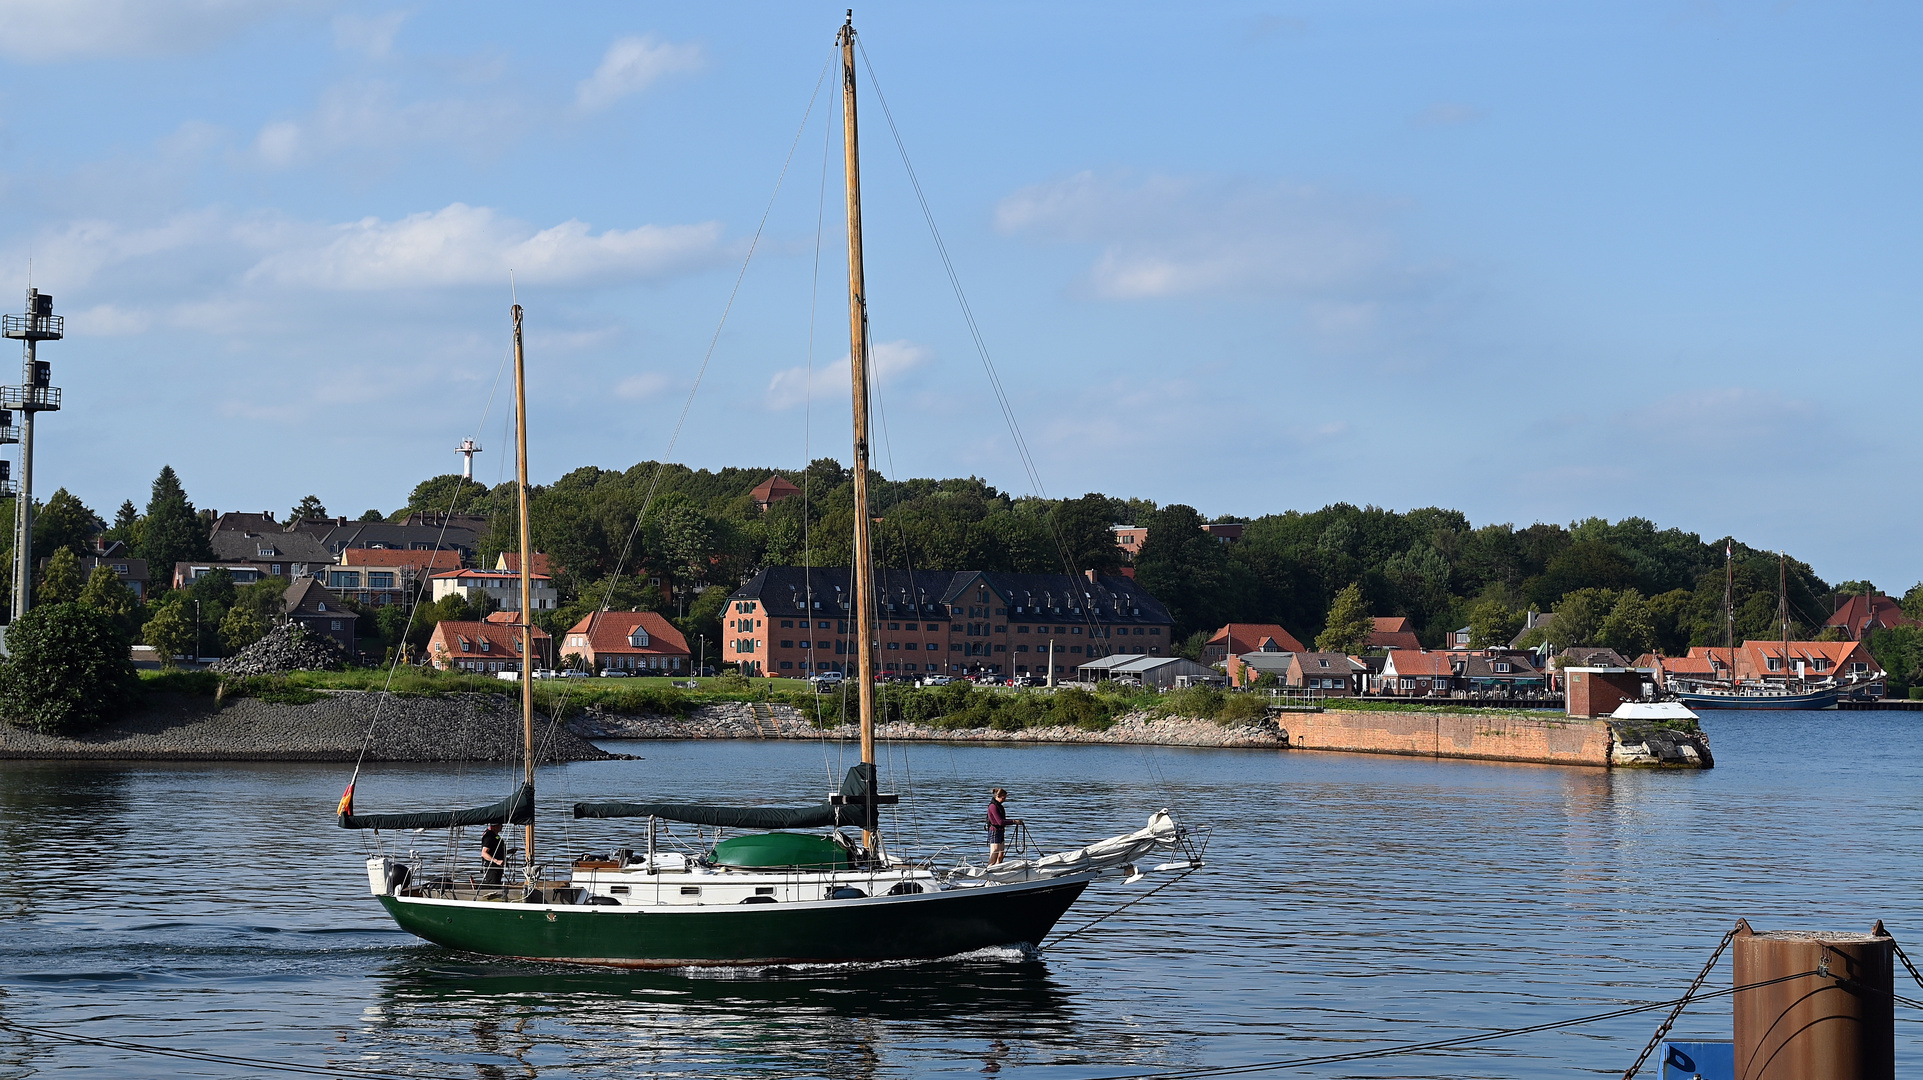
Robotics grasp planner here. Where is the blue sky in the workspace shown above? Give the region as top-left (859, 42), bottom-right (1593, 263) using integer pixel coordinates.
top-left (0, 1), bottom-right (1916, 589)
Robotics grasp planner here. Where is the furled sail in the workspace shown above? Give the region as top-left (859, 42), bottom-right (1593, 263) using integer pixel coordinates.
top-left (572, 801), bottom-right (840, 829)
top-left (339, 783), bottom-right (534, 831)
top-left (572, 765), bottom-right (879, 829)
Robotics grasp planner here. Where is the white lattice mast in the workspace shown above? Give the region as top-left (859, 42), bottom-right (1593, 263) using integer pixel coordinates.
top-left (455, 438), bottom-right (482, 481)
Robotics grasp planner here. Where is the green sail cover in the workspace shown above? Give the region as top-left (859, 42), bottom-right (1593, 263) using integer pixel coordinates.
top-left (571, 765), bottom-right (878, 829)
top-left (339, 783), bottom-right (534, 831)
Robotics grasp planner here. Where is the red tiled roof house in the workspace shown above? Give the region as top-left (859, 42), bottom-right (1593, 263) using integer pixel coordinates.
top-left (1369, 616), bottom-right (1422, 651)
top-left (427, 619), bottom-right (553, 674)
top-left (750, 475), bottom-right (801, 512)
top-left (1380, 650), bottom-right (1454, 696)
top-left (560, 611), bottom-right (691, 674)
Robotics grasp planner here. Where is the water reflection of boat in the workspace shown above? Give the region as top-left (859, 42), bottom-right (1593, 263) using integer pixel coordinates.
top-left (373, 954), bottom-right (1077, 1029)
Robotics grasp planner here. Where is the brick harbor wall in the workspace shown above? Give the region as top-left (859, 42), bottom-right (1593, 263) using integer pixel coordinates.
top-left (1282, 709), bottom-right (1614, 767)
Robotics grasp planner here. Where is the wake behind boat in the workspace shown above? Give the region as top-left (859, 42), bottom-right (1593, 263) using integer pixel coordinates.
top-left (337, 15), bottom-right (1204, 968)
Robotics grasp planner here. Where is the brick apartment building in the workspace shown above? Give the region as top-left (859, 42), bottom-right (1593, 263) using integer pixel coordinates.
top-left (722, 566), bottom-right (1174, 679)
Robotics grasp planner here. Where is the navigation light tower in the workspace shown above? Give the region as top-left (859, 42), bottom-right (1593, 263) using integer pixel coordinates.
top-left (2, 289), bottom-right (61, 620)
top-left (456, 437), bottom-right (482, 481)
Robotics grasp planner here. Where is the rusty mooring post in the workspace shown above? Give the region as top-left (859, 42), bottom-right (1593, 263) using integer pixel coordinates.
top-left (1732, 919), bottom-right (1894, 1080)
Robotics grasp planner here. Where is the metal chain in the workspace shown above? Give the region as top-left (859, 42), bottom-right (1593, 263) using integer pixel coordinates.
top-left (1047, 869), bottom-right (1197, 948)
top-left (1892, 937), bottom-right (1923, 994)
top-left (1621, 922), bottom-right (1742, 1079)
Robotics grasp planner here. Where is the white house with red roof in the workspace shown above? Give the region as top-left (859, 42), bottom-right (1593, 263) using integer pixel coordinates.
top-left (430, 567), bottom-right (559, 612)
top-left (560, 611), bottom-right (691, 674)
top-left (1379, 650), bottom-right (1455, 696)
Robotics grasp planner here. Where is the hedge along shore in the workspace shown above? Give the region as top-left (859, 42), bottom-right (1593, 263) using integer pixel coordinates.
top-left (571, 700), bottom-right (1284, 748)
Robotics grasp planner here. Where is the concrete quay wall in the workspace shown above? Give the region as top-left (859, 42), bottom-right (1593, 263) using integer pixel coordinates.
top-left (1280, 709), bottom-right (1616, 767)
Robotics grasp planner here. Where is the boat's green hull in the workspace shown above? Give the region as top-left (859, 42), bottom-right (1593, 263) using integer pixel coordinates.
top-left (377, 877), bottom-right (1091, 967)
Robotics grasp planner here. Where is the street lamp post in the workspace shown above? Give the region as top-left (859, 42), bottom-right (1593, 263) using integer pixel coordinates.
top-left (193, 600), bottom-right (201, 665)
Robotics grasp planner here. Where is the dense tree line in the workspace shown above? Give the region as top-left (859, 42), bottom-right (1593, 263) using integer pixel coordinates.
top-left (9, 460), bottom-right (1920, 691)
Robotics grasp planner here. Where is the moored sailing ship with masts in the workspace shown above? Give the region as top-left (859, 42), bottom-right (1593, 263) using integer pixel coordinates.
top-left (336, 14), bottom-right (1202, 967)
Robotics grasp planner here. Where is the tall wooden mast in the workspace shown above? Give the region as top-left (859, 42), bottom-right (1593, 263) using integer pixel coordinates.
top-left (838, 12), bottom-right (880, 853)
top-left (512, 303), bottom-right (536, 873)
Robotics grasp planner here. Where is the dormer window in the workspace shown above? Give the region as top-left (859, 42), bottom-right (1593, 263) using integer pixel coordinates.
top-left (629, 628), bottom-right (650, 648)
top-left (480, 639), bottom-right (490, 652)
top-left (1495, 662), bottom-right (1510, 673)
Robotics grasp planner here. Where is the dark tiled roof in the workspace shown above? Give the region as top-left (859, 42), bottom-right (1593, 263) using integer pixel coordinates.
top-left (317, 523), bottom-right (478, 555)
top-left (211, 528), bottom-right (333, 563)
top-left (283, 577), bottom-right (349, 618)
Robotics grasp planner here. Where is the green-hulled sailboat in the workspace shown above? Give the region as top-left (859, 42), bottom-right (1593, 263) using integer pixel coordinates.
top-left (339, 15), bottom-right (1202, 968)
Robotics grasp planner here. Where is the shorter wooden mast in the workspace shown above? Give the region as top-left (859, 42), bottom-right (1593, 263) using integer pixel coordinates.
top-left (512, 304), bottom-right (536, 874)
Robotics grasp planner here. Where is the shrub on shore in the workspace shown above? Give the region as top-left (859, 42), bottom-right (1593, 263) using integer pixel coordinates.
top-left (0, 602), bottom-right (140, 734)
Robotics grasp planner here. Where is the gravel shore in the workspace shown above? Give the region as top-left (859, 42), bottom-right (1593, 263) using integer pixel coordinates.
top-left (0, 691), bottom-right (616, 762)
top-left (0, 693), bottom-right (1277, 761)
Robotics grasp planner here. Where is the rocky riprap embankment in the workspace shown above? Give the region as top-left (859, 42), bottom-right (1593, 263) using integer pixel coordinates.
top-left (210, 624), bottom-right (347, 675)
top-left (0, 691), bottom-right (615, 762)
top-left (570, 701), bottom-right (1283, 748)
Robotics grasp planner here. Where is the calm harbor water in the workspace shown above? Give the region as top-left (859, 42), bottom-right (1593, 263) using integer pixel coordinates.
top-left (3, 713), bottom-right (1921, 1079)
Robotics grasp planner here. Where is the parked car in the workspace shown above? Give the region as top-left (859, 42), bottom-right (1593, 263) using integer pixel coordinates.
top-left (529, 669), bottom-right (560, 679)
top-left (918, 674), bottom-right (955, 687)
top-left (560, 669), bottom-right (591, 679)
top-left (1006, 675), bottom-right (1042, 687)
top-left (596, 669), bottom-right (631, 678)
top-left (809, 671), bottom-right (845, 689)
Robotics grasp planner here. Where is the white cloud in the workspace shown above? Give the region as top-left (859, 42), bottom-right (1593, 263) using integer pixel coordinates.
top-left (614, 372), bottom-right (671, 401)
top-left (249, 81), bottom-right (523, 169)
top-left (333, 11), bottom-right (406, 58)
top-left (10, 209), bottom-right (234, 288)
top-left (1616, 388), bottom-right (1822, 447)
top-left (0, 0), bottom-right (296, 61)
top-left (575, 34), bottom-right (703, 110)
top-left (243, 203), bottom-right (726, 290)
top-left (996, 171), bottom-right (1416, 304)
top-left (766, 340), bottom-right (929, 409)
top-left (68, 303), bottom-right (152, 336)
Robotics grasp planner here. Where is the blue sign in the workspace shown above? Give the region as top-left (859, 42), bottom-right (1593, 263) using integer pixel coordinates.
top-left (1661, 1040), bottom-right (1733, 1080)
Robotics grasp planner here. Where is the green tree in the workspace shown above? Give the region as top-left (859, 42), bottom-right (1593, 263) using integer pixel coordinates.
top-left (1547, 589), bottom-right (1612, 649)
top-left (1051, 493), bottom-right (1124, 575)
top-left (1467, 599), bottom-right (1524, 648)
top-left (0, 602), bottom-right (138, 734)
top-left (357, 509), bottom-right (386, 522)
top-left (1315, 583), bottom-right (1373, 654)
top-left (291, 495), bottom-right (329, 523)
top-left (137, 466), bottom-right (212, 591)
top-left (1904, 583), bottom-right (1923, 622)
top-left (78, 564), bottom-right (144, 636)
top-left (219, 603), bottom-right (270, 653)
top-left (103, 499), bottom-right (141, 547)
top-left (404, 473), bottom-right (491, 518)
top-left (38, 547), bottom-right (84, 604)
top-left (1599, 589), bottom-right (1656, 657)
top-left (33, 488), bottom-right (101, 557)
top-left (141, 597), bottom-right (196, 667)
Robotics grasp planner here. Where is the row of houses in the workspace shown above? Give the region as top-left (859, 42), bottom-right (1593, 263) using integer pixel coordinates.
top-left (420, 609), bottom-right (693, 676)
